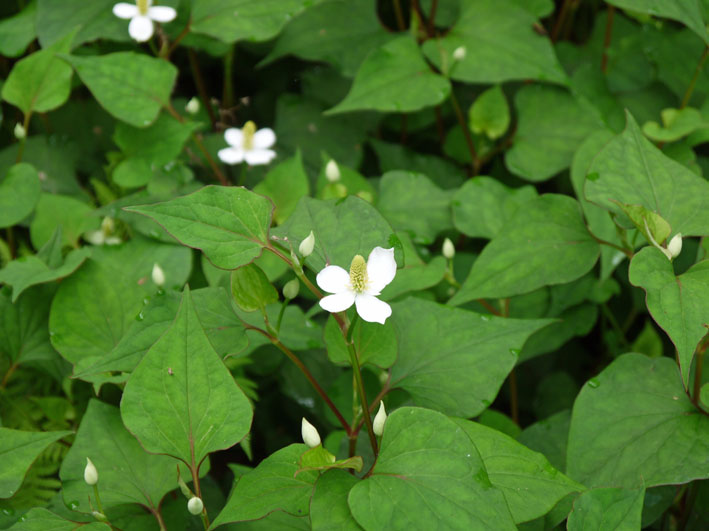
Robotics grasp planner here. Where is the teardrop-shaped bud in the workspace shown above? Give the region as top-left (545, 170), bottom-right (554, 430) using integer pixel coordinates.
top-left (442, 238), bottom-right (455, 259)
top-left (299, 231), bottom-right (315, 258)
top-left (373, 402), bottom-right (387, 436)
top-left (152, 263), bottom-right (166, 287)
top-left (301, 417), bottom-right (321, 448)
top-left (668, 233), bottom-right (682, 259)
top-left (84, 458), bottom-right (98, 486)
top-left (283, 278), bottom-right (300, 300)
top-left (325, 160), bottom-right (341, 182)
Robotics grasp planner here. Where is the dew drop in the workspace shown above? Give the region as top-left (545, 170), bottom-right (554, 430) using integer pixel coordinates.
top-left (481, 399), bottom-right (491, 407)
top-left (1, 508), bottom-right (14, 516)
top-left (49, 331), bottom-right (55, 337)
top-left (587, 378), bottom-right (600, 389)
top-left (509, 348), bottom-right (521, 356)
top-left (69, 501), bottom-right (80, 510)
top-left (480, 315), bottom-right (490, 322)
top-left (136, 311), bottom-right (145, 321)
top-left (143, 297), bottom-right (150, 305)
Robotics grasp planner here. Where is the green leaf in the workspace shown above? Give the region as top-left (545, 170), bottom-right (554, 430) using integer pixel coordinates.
top-left (469, 85), bottom-right (510, 140)
top-left (262, 0), bottom-right (394, 77)
top-left (211, 444), bottom-right (317, 527)
top-left (36, 0), bottom-right (129, 48)
top-left (517, 410), bottom-right (572, 472)
top-left (273, 195), bottom-right (396, 273)
top-left (421, 0), bottom-right (566, 85)
top-left (566, 353), bottom-right (709, 488)
top-left (0, 0), bottom-right (37, 58)
top-left (383, 255), bottom-right (447, 300)
top-left (348, 407), bottom-right (516, 529)
top-left (324, 315), bottom-right (397, 368)
top-left (191, 0), bottom-right (313, 43)
top-left (62, 52), bottom-right (177, 128)
top-left (452, 177), bottom-right (537, 239)
top-left (327, 36), bottom-right (451, 115)
top-left (567, 487), bottom-right (645, 531)
top-left (615, 202), bottom-right (671, 245)
top-left (0, 428), bottom-right (70, 498)
top-left (450, 194), bottom-right (599, 304)
top-left (126, 186), bottom-right (273, 270)
top-left (390, 298), bottom-right (552, 417)
top-left (585, 111), bottom-right (709, 237)
top-left (230, 263), bottom-right (279, 312)
top-left (454, 419), bottom-right (584, 524)
top-left (29, 194), bottom-right (97, 249)
top-left (254, 151), bottom-right (310, 225)
top-left (298, 446), bottom-right (362, 474)
top-left (1, 31), bottom-right (74, 115)
top-left (121, 287), bottom-right (252, 467)
top-left (114, 113), bottom-right (199, 165)
top-left (643, 107), bottom-right (707, 142)
top-left (606, 0), bottom-right (708, 45)
top-left (0, 163), bottom-right (41, 228)
top-left (310, 470), bottom-right (360, 531)
top-left (376, 171), bottom-right (452, 245)
top-left (505, 85), bottom-right (606, 182)
top-left (629, 247), bottom-right (709, 387)
top-left (10, 508), bottom-right (110, 530)
top-left (59, 400), bottom-right (189, 515)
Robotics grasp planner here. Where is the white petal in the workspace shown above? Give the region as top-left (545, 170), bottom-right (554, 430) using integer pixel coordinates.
top-left (224, 127), bottom-right (243, 147)
top-left (129, 15), bottom-right (154, 41)
top-left (252, 128), bottom-right (276, 149)
top-left (316, 265), bottom-right (349, 294)
top-left (217, 147), bottom-right (244, 165)
top-left (320, 292), bottom-right (356, 313)
top-left (113, 3), bottom-right (138, 19)
top-left (244, 149), bottom-right (276, 166)
top-left (366, 247), bottom-right (397, 294)
top-left (148, 6), bottom-right (177, 22)
top-left (355, 294), bottom-right (392, 324)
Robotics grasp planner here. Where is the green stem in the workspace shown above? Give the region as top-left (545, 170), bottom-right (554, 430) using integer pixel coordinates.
top-left (601, 6), bottom-right (615, 74)
top-left (15, 112), bottom-right (31, 163)
top-left (237, 164), bottom-right (247, 186)
top-left (550, 0), bottom-right (571, 42)
top-left (223, 44), bottom-right (235, 110)
top-left (275, 300), bottom-right (288, 334)
top-left (449, 90), bottom-right (479, 175)
top-left (347, 340), bottom-right (378, 456)
top-left (692, 333), bottom-right (709, 407)
top-left (392, 0), bottom-right (406, 30)
top-left (152, 508), bottom-right (167, 531)
top-left (426, 0), bottom-right (439, 36)
top-left (681, 46), bottom-right (709, 109)
top-left (92, 484), bottom-right (104, 515)
top-left (602, 303), bottom-right (630, 349)
top-left (188, 48), bottom-right (218, 130)
top-left (200, 512), bottom-right (209, 530)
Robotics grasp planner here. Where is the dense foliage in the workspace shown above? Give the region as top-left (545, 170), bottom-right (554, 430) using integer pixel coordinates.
top-left (1, 0), bottom-right (709, 529)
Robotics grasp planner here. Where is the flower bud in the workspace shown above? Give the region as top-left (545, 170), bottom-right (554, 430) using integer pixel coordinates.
top-left (325, 160), bottom-right (340, 182)
top-left (14, 122), bottom-right (26, 140)
top-left (84, 458), bottom-right (98, 486)
top-left (92, 511), bottom-right (108, 522)
top-left (442, 238), bottom-right (455, 259)
top-left (100, 216), bottom-right (115, 235)
top-left (185, 97), bottom-right (200, 115)
top-left (301, 417), bottom-right (321, 448)
top-left (152, 263), bottom-right (166, 287)
top-left (187, 496), bottom-right (204, 515)
top-left (299, 231), bottom-right (315, 258)
top-left (667, 233), bottom-right (682, 259)
top-left (452, 46), bottom-right (467, 61)
top-left (372, 402), bottom-right (387, 436)
top-left (283, 278), bottom-right (299, 300)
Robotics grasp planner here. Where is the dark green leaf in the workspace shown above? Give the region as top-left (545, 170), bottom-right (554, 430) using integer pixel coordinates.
top-left (324, 316), bottom-right (397, 368)
top-left (230, 263), bottom-right (279, 312)
top-left (606, 0), bottom-right (708, 44)
top-left (0, 1), bottom-right (37, 58)
top-left (567, 487), bottom-right (645, 531)
top-left (0, 163), bottom-right (41, 229)
top-left (310, 470), bottom-right (360, 531)
top-left (254, 151), bottom-right (310, 225)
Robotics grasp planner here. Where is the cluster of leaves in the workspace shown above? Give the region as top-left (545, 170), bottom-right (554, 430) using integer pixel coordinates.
top-left (1, 0), bottom-right (709, 529)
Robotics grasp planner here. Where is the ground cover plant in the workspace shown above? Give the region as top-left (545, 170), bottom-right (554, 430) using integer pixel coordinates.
top-left (1, 0), bottom-right (709, 529)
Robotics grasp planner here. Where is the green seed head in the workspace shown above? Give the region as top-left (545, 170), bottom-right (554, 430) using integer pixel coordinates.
top-left (137, 0), bottom-right (149, 15)
top-left (349, 255), bottom-right (367, 293)
top-left (242, 121), bottom-right (256, 150)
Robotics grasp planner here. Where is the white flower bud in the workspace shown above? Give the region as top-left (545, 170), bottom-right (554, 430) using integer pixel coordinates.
top-left (152, 263), bottom-right (166, 287)
top-left (442, 238), bottom-right (455, 259)
top-left (84, 458), bottom-right (98, 486)
top-left (187, 496), bottom-right (204, 515)
top-left (372, 402), bottom-right (387, 436)
top-left (452, 46), bottom-right (467, 61)
top-left (667, 233), bottom-right (682, 259)
top-left (100, 217), bottom-right (115, 235)
top-left (14, 122), bottom-right (26, 140)
top-left (299, 231), bottom-right (315, 258)
top-left (185, 97), bottom-right (200, 115)
top-left (283, 278), bottom-right (299, 300)
top-left (85, 230), bottom-right (105, 246)
top-left (301, 417), bottom-right (321, 448)
top-left (325, 160), bottom-right (341, 182)
top-left (104, 236), bottom-right (122, 246)
top-left (92, 511), bottom-right (108, 522)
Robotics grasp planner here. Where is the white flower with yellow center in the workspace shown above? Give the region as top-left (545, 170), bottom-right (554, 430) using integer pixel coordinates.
top-left (218, 121), bottom-right (276, 166)
top-left (316, 247), bottom-right (396, 325)
top-left (113, 0), bottom-right (177, 43)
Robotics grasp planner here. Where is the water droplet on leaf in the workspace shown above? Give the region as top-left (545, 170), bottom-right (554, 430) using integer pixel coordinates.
top-left (587, 378), bottom-right (600, 388)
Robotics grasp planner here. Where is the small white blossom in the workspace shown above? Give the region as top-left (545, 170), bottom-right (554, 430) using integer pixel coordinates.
top-left (113, 0), bottom-right (177, 43)
top-left (84, 458), bottom-right (98, 486)
top-left (187, 496), bottom-right (203, 515)
top-left (667, 233), bottom-right (682, 259)
top-left (316, 247), bottom-right (397, 325)
top-left (218, 121), bottom-right (276, 166)
top-left (452, 46), bottom-right (467, 61)
top-left (14, 122), bottom-right (26, 140)
top-left (301, 417), bottom-right (321, 448)
top-left (299, 231), bottom-right (315, 258)
top-left (185, 97), bottom-right (200, 115)
top-left (325, 159), bottom-right (341, 182)
top-left (152, 263), bottom-right (165, 286)
top-left (442, 238), bottom-right (455, 259)
top-left (373, 402), bottom-right (387, 436)
top-left (85, 217), bottom-right (121, 246)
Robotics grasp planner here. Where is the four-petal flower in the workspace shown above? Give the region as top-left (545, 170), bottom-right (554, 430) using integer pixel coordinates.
top-left (113, 0), bottom-right (177, 43)
top-left (316, 247), bottom-right (397, 324)
top-left (218, 121), bottom-right (277, 166)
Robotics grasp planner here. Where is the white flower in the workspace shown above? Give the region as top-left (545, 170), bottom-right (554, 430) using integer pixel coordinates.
top-left (187, 496), bottom-right (203, 515)
top-left (84, 458), bottom-right (98, 486)
top-left (372, 401), bottom-right (387, 436)
top-left (301, 417), bottom-right (321, 448)
top-left (185, 97), bottom-right (200, 115)
top-left (452, 46), bottom-right (467, 61)
top-left (14, 123), bottom-right (26, 140)
top-left (218, 121), bottom-right (276, 166)
top-left (442, 237), bottom-right (455, 259)
top-left (85, 217), bottom-right (121, 246)
top-left (316, 247), bottom-right (397, 325)
top-left (152, 263), bottom-right (165, 286)
top-left (325, 159), bottom-right (340, 182)
top-left (112, 0), bottom-right (177, 43)
top-left (299, 230), bottom-right (315, 257)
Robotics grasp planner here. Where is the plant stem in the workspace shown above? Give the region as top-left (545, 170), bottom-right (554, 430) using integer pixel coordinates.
top-left (347, 340), bottom-right (378, 456)
top-left (601, 303), bottom-right (630, 349)
top-left (508, 367), bottom-right (519, 425)
top-left (434, 106), bottom-right (445, 144)
top-left (392, 0), bottom-right (406, 30)
top-left (166, 20), bottom-right (191, 59)
top-left (551, 0), bottom-right (571, 42)
top-left (275, 300), bottom-right (288, 334)
top-left (692, 333), bottom-right (709, 406)
top-left (681, 46), bottom-right (709, 109)
top-left (449, 90), bottom-right (479, 175)
top-left (426, 0), bottom-right (439, 36)
top-left (188, 48), bottom-right (218, 130)
top-left (601, 6), bottom-right (615, 74)
top-left (589, 232), bottom-right (633, 258)
top-left (152, 508), bottom-right (167, 531)
top-left (15, 112), bottom-right (31, 163)
top-left (92, 485), bottom-right (104, 515)
top-left (223, 44), bottom-right (235, 110)
top-left (0, 362), bottom-right (18, 389)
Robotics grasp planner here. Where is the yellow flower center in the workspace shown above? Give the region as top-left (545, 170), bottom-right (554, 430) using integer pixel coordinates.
top-left (137, 0), bottom-right (149, 15)
top-left (242, 121), bottom-right (256, 150)
top-left (349, 255), bottom-right (368, 293)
